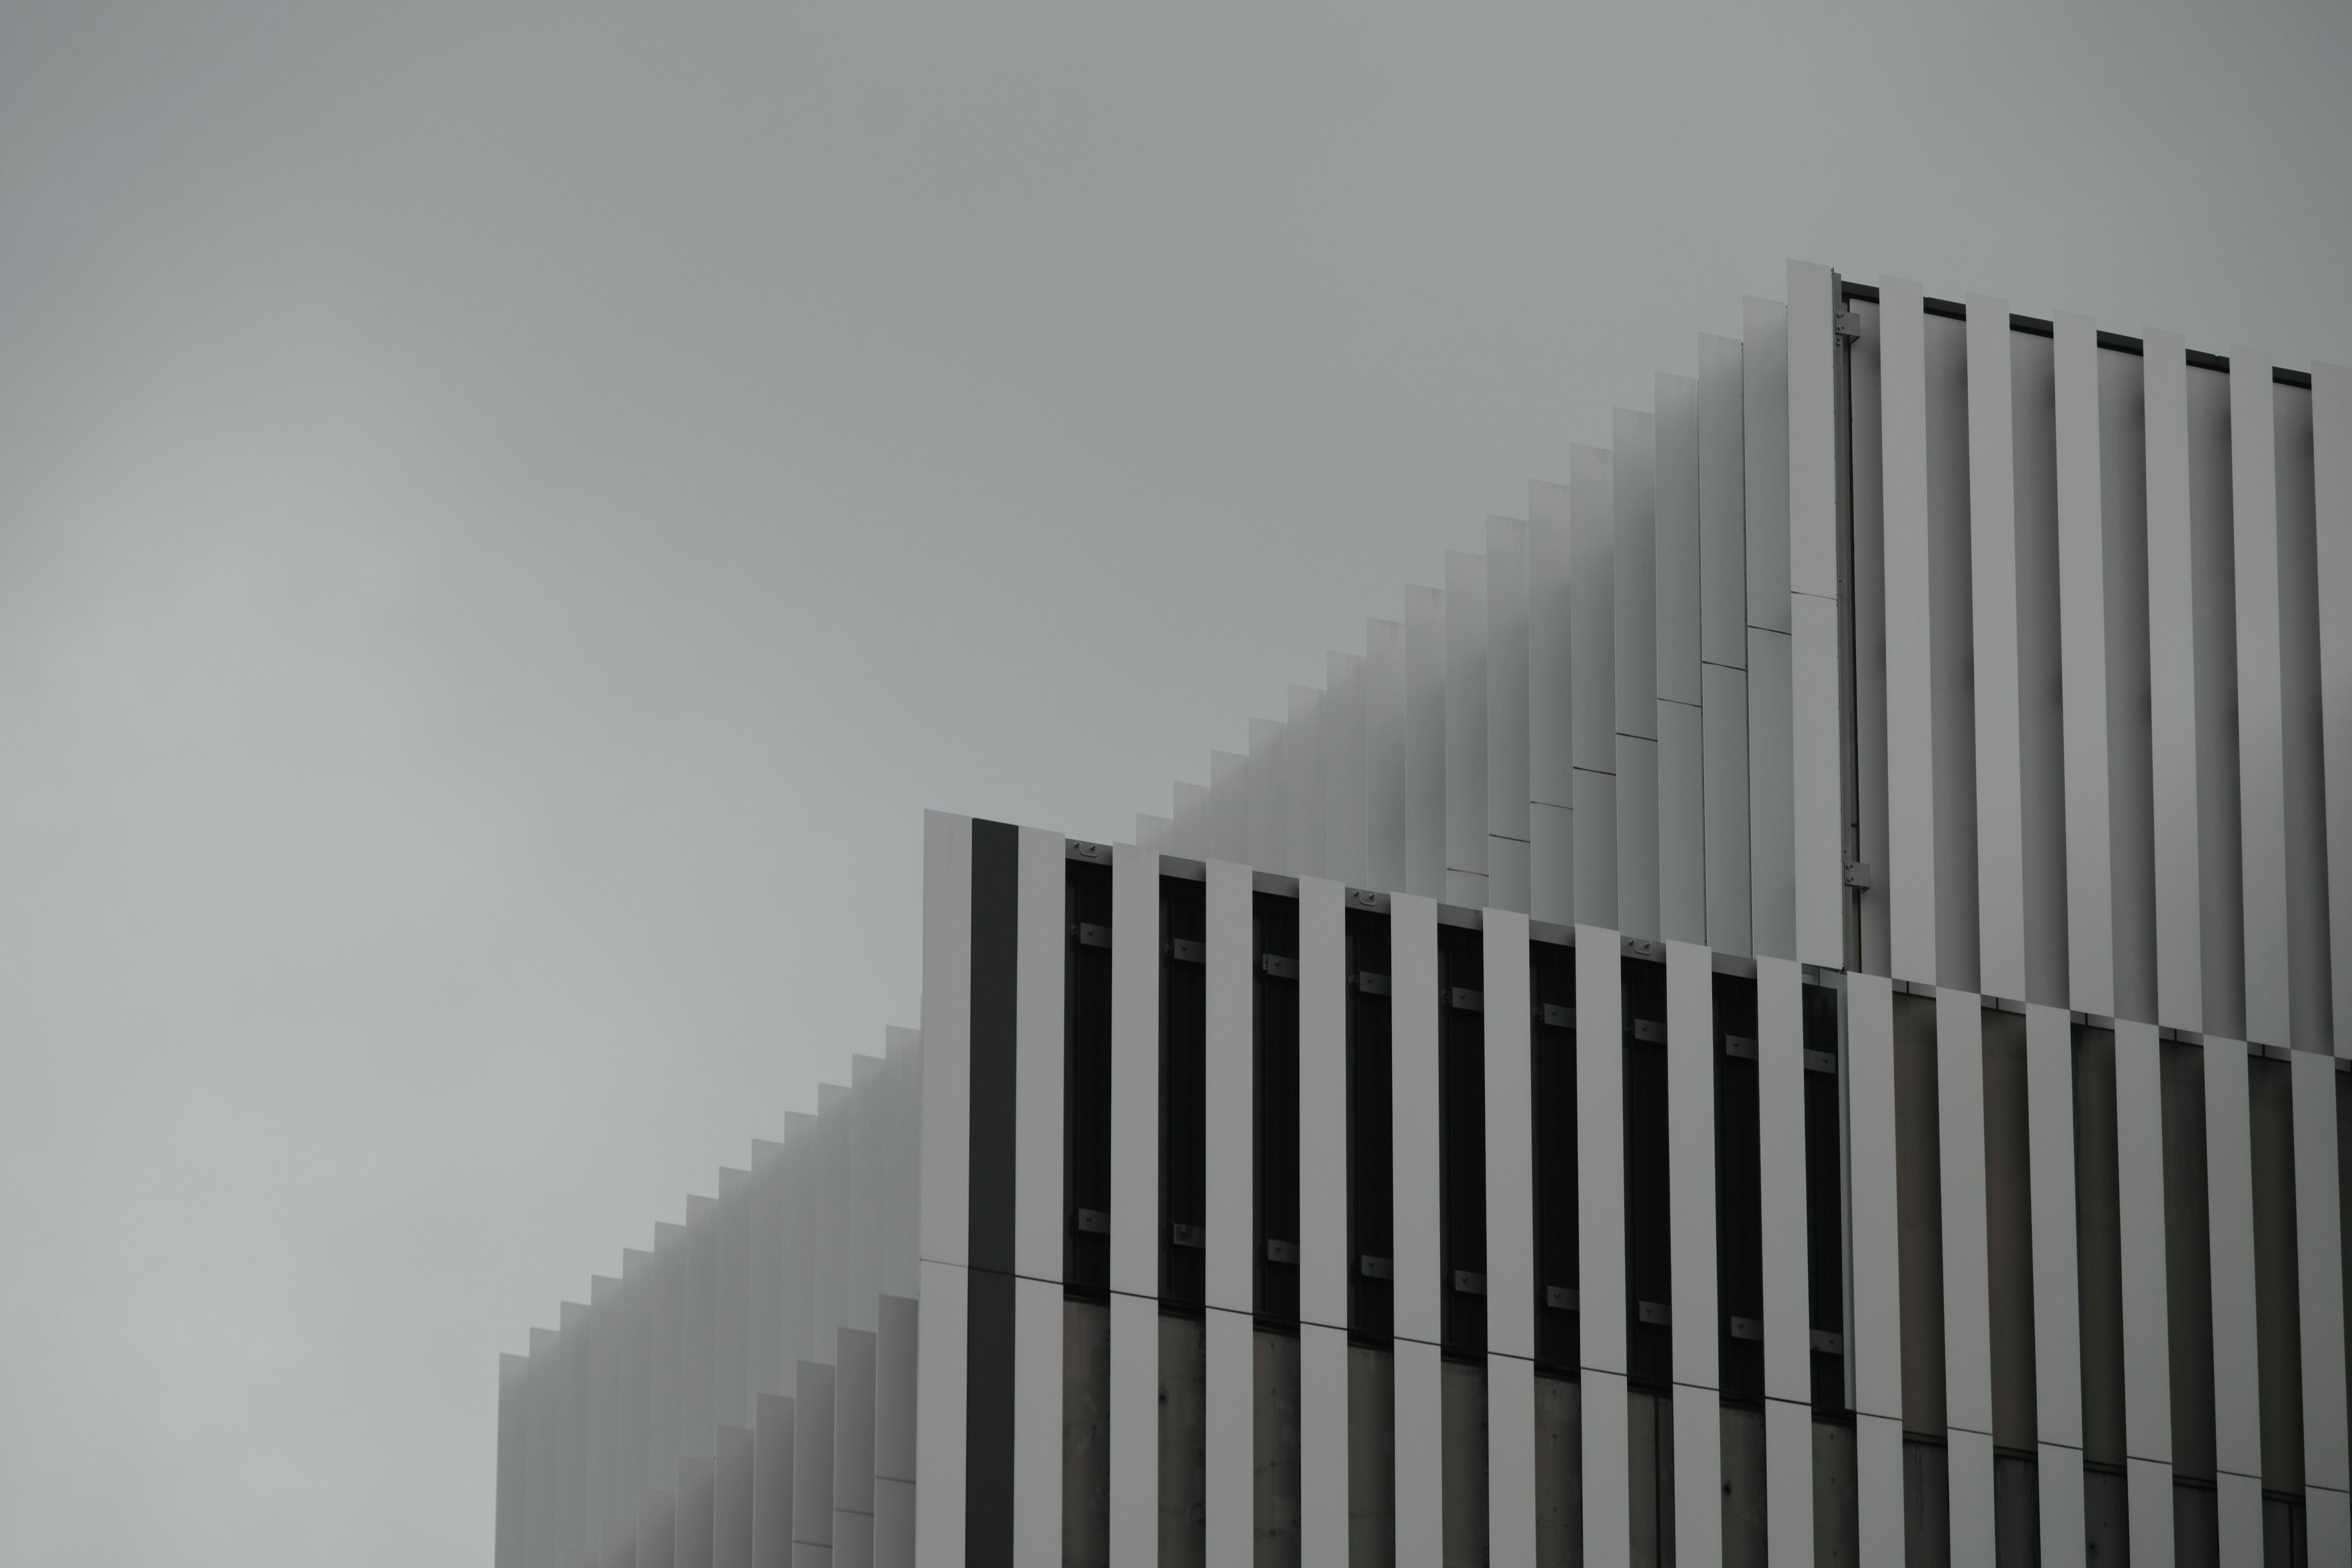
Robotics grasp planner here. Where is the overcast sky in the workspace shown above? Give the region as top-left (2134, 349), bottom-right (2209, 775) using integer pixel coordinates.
top-left (2, 0), bottom-right (2346, 1560)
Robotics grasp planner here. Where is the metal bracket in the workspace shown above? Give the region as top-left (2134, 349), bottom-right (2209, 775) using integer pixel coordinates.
top-left (1072, 922), bottom-right (1111, 949)
top-left (1264, 1238), bottom-right (1298, 1264)
top-left (1539, 1003), bottom-right (1576, 1029)
top-left (1632, 1018), bottom-right (1665, 1044)
top-left (1260, 953), bottom-right (1299, 981)
top-left (1545, 1285), bottom-right (1580, 1311)
top-left (1170, 1222), bottom-right (1204, 1250)
top-left (1637, 1300), bottom-right (1672, 1326)
top-left (1168, 938), bottom-right (1205, 965)
top-left (1447, 986), bottom-right (1485, 1012)
top-left (1452, 1270), bottom-right (1487, 1296)
top-left (1073, 1208), bottom-right (1110, 1235)
top-left (1723, 1033), bottom-right (1758, 1060)
top-left (1834, 306), bottom-right (1863, 342)
top-left (1357, 971), bottom-right (1391, 997)
top-left (1359, 1254), bottom-right (1394, 1281)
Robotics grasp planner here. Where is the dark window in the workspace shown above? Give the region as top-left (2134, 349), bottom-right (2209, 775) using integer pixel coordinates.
top-left (1063, 859), bottom-right (1112, 1293)
top-left (1714, 972), bottom-right (1764, 1402)
top-left (1256, 892), bottom-right (1302, 1326)
top-left (1804, 980), bottom-right (1848, 1412)
top-left (1532, 938), bottom-right (1579, 1373)
top-left (1159, 876), bottom-right (1207, 1308)
top-left (1624, 956), bottom-right (1672, 1388)
top-left (1347, 908), bottom-right (1393, 1340)
top-left (1440, 923), bottom-right (1487, 1355)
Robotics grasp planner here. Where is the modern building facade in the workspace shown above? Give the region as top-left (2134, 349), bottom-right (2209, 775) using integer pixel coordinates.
top-left (495, 262), bottom-right (2352, 1568)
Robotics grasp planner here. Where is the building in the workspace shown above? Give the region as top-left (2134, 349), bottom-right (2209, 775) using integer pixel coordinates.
top-left (494, 261), bottom-right (2352, 1568)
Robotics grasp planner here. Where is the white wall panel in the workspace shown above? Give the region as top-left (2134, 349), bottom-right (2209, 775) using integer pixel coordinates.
top-left (1488, 1354), bottom-right (1537, 1568)
top-left (1845, 974), bottom-right (1903, 1422)
top-left (2233, 353), bottom-right (2291, 1047)
top-left (1573, 767), bottom-right (1618, 930)
top-left (2024, 1005), bottom-right (2083, 1450)
top-left (1530, 479), bottom-right (1575, 812)
top-left (1109, 843), bottom-right (1159, 1298)
top-left (1366, 619), bottom-right (1408, 896)
top-left (1673, 1385), bottom-right (1722, 1568)
top-left (1617, 734), bottom-right (1659, 940)
top-left (2038, 1442), bottom-right (2086, 1568)
top-left (1014, 826), bottom-right (1064, 1284)
top-left (1667, 940), bottom-right (1718, 1389)
top-left (1577, 930), bottom-right (1626, 1374)
top-left (1010, 1278), bottom-right (1060, 1568)
top-left (1757, 956), bottom-right (1810, 1403)
top-left (1659, 372), bottom-right (1703, 707)
top-left (1856, 1414), bottom-right (1905, 1568)
top-left (2126, 1457), bottom-right (2175, 1568)
top-left (1765, 1396), bottom-right (1813, 1568)
top-left (1937, 990), bottom-right (1994, 1438)
top-left (1531, 801), bottom-right (1573, 929)
top-left (1406, 585), bottom-right (1447, 901)
top-left (1572, 443), bottom-right (1617, 775)
top-left (1204, 860), bottom-right (1254, 1316)
top-left (1205, 1308), bottom-right (1253, 1568)
top-left (1748, 626), bottom-right (1795, 960)
top-left (1702, 663), bottom-right (1751, 956)
top-left (1849, 300), bottom-right (1893, 978)
top-left (1582, 1370), bottom-right (1630, 1568)
top-left (2218, 1472), bottom-right (2263, 1568)
top-left (2012, 331), bottom-right (2069, 1011)
top-left (1743, 296), bottom-right (1792, 637)
top-left (1969, 297), bottom-right (2029, 1002)
top-left (1446, 549), bottom-right (1489, 882)
top-left (2054, 312), bottom-right (2116, 1017)
top-left (1391, 895), bottom-right (1444, 1347)
top-left (2275, 383), bottom-right (2333, 1055)
top-left (1879, 281), bottom-right (1940, 984)
top-left (1788, 262), bottom-right (1839, 600)
top-left (1300, 878), bottom-right (1349, 1331)
top-left (1617, 409), bottom-right (1659, 745)
top-left (1172, 780), bottom-right (1207, 862)
top-left (1484, 911), bottom-right (1536, 1360)
top-left (1288, 685), bottom-right (1327, 882)
top-left (1208, 749), bottom-right (1247, 864)
top-left (1948, 1427), bottom-right (1995, 1568)
top-left (2098, 347), bottom-right (2161, 1027)
top-left (1107, 1291), bottom-right (1156, 1568)
top-left (2294, 1050), bottom-right (2350, 1495)
top-left (1658, 699), bottom-right (1706, 946)
top-left (918, 813), bottom-right (972, 1270)
top-left (1791, 589), bottom-right (1842, 967)
top-left (1488, 517), bottom-right (1531, 849)
top-left (2144, 333), bottom-right (2206, 1031)
top-left (1700, 334), bottom-right (1748, 672)
top-left (2111, 1021), bottom-right (2174, 1466)
top-left (2316, 361), bottom-right (2352, 1054)
top-left (1248, 717), bottom-right (1286, 876)
top-left (1926, 313), bottom-right (1982, 993)
top-left (1301, 1324), bottom-right (1349, 1568)
top-left (913, 1259), bottom-right (965, 1568)
top-left (2203, 1037), bottom-right (2263, 1483)
top-left (1395, 1339), bottom-right (1445, 1568)
top-left (1325, 653), bottom-right (1368, 891)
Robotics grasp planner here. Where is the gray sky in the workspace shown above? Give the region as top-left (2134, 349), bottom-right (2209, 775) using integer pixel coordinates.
top-left (1, 0), bottom-right (2345, 1559)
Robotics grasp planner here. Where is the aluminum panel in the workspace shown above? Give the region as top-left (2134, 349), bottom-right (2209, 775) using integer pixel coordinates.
top-left (1757, 956), bottom-right (1811, 1402)
top-left (1849, 300), bottom-right (1893, 979)
top-left (1743, 296), bottom-right (1792, 636)
top-left (1582, 1370), bottom-right (1631, 1568)
top-left (1299, 878), bottom-right (1350, 1330)
top-left (1366, 618), bottom-right (1408, 896)
top-left (1300, 1324), bottom-right (1349, 1568)
top-left (1325, 652), bottom-right (1368, 891)
top-left (1446, 550), bottom-right (1489, 880)
top-left (2038, 1442), bottom-right (2086, 1568)
top-left (2311, 1488), bottom-right (2352, 1568)
top-left (1248, 717), bottom-right (1286, 875)
top-left (1948, 1427), bottom-right (1996, 1567)
top-left (1878, 280), bottom-right (1940, 984)
top-left (1288, 685), bottom-right (1327, 881)
top-left (1937, 989), bottom-right (1994, 1436)
top-left (1788, 261), bottom-right (1839, 601)
top-left (1616, 734), bottom-right (1659, 941)
top-left (1530, 478), bottom-right (1575, 810)
top-left (1488, 834), bottom-right (1530, 916)
top-left (2316, 361), bottom-right (2352, 1054)
top-left (2125, 1458), bottom-right (2174, 1568)
top-left (2111, 1022), bottom-right (2173, 1464)
top-left (1856, 1414), bottom-right (1905, 1568)
top-left (1657, 698), bottom-right (1705, 946)
top-left (918, 813), bottom-right (973, 1269)
top-left (1109, 843), bottom-right (1159, 1297)
top-left (2294, 1050), bottom-right (2350, 1493)
top-left (1617, 408), bottom-right (1659, 742)
top-left (2218, 1472), bottom-right (2263, 1568)
top-left (1490, 1355), bottom-right (1537, 1566)
top-left (2203, 1037), bottom-right (2263, 1480)
top-left (1763, 1398), bottom-right (1814, 1568)
top-left (918, 1271), bottom-right (969, 1568)
top-left (1172, 780), bottom-right (1207, 862)
top-left (1489, 516), bottom-right (1532, 845)
top-left (1204, 859), bottom-right (1254, 1314)
top-left (1395, 1339), bottom-right (1446, 1568)
top-left (2026, 1005), bottom-right (2083, 1448)
top-left (1702, 662), bottom-right (1752, 956)
top-left (2275, 383), bottom-right (2333, 1056)
top-left (2013, 331), bottom-right (2069, 1011)
top-left (2233, 353), bottom-right (2292, 1047)
top-left (1531, 800), bottom-right (1573, 930)
top-left (1747, 626), bottom-right (1795, 961)
top-left (1571, 444), bottom-right (1617, 774)
top-left (1107, 1292), bottom-right (1157, 1568)
top-left (1968, 297), bottom-right (2028, 1003)
top-left (1790, 590), bottom-right (1842, 967)
top-left (1483, 910), bottom-right (1536, 1360)
top-left (794, 1368), bottom-right (835, 1553)
top-left (1573, 766), bottom-right (1618, 930)
top-left (1407, 584), bottom-right (1448, 900)
top-left (1014, 827), bottom-right (1064, 1284)
top-left (1700, 334), bottom-right (1749, 672)
top-left (1658, 371), bottom-right (1703, 706)
top-left (2144, 333), bottom-right (2206, 1031)
top-left (1577, 929), bottom-right (1627, 1374)
top-left (2054, 312), bottom-right (2116, 1017)
top-left (1391, 895), bottom-right (1444, 1346)
top-left (1204, 1308), bottom-right (1253, 1568)
top-left (1667, 940), bottom-right (1719, 1388)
